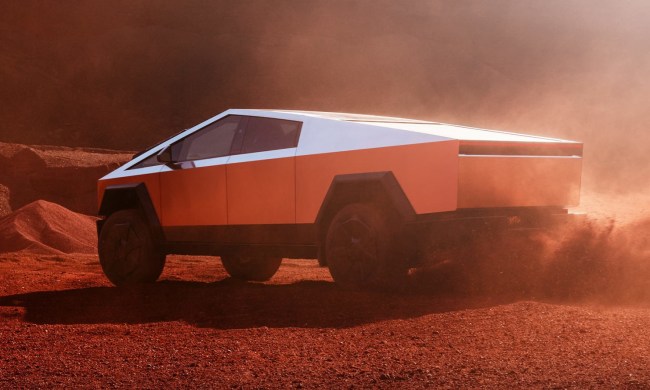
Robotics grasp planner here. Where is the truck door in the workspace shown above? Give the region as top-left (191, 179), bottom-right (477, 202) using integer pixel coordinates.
top-left (226, 116), bottom-right (302, 225)
top-left (159, 115), bottom-right (244, 240)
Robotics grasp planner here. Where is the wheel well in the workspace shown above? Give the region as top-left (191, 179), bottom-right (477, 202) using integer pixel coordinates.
top-left (315, 171), bottom-right (415, 265)
top-left (97, 183), bottom-right (163, 245)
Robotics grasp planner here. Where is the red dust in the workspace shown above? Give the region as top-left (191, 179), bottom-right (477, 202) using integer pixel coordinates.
top-left (412, 209), bottom-right (650, 305)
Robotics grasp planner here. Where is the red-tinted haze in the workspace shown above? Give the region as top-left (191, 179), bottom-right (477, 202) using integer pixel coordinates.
top-left (1, 1), bottom-right (649, 193)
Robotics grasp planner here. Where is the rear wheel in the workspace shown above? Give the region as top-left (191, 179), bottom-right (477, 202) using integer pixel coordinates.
top-left (325, 203), bottom-right (408, 289)
top-left (98, 209), bottom-right (165, 286)
top-left (221, 255), bottom-right (282, 281)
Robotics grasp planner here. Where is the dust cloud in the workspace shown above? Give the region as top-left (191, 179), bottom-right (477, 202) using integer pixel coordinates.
top-left (412, 216), bottom-right (650, 304)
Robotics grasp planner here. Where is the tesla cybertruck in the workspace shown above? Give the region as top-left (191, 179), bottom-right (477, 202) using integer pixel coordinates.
top-left (97, 109), bottom-right (582, 288)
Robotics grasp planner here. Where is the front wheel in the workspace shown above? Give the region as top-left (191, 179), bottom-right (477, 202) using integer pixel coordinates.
top-left (325, 203), bottom-right (408, 289)
top-left (220, 255), bottom-right (282, 281)
top-left (98, 209), bottom-right (166, 286)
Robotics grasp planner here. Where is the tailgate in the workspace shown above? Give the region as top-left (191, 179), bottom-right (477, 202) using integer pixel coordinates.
top-left (457, 141), bottom-right (582, 208)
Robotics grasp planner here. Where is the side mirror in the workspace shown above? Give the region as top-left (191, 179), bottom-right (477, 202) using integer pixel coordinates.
top-left (156, 145), bottom-right (174, 164)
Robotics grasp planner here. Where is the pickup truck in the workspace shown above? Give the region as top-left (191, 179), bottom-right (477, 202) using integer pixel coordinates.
top-left (97, 109), bottom-right (582, 288)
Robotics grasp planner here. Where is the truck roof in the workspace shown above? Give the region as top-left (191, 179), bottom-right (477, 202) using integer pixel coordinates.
top-left (243, 109), bottom-right (580, 145)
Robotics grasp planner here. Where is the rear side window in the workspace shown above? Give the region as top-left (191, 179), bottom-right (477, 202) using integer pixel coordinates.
top-left (239, 117), bottom-right (301, 154)
top-left (173, 115), bottom-right (242, 161)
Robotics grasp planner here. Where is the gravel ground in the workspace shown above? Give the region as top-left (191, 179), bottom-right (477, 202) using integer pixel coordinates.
top-left (1, 254), bottom-right (649, 388)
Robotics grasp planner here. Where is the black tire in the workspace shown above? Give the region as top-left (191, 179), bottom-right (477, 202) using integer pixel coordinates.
top-left (325, 202), bottom-right (408, 289)
top-left (98, 209), bottom-right (166, 286)
top-left (221, 255), bottom-right (282, 281)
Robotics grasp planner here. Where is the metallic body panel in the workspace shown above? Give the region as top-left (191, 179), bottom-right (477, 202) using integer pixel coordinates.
top-left (226, 155), bottom-right (296, 225)
top-left (458, 155), bottom-right (582, 208)
top-left (296, 141), bottom-right (460, 224)
top-left (296, 118), bottom-right (451, 157)
top-left (159, 162), bottom-right (229, 226)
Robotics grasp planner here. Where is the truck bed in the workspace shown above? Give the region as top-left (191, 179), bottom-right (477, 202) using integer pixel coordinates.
top-left (358, 121), bottom-right (583, 209)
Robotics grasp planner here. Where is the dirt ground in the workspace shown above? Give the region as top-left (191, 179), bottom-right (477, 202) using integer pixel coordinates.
top-left (0, 142), bottom-right (648, 387)
top-left (1, 253), bottom-right (650, 388)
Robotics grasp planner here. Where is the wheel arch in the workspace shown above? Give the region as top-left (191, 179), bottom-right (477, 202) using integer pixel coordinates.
top-left (97, 183), bottom-right (163, 244)
top-left (314, 171), bottom-right (415, 265)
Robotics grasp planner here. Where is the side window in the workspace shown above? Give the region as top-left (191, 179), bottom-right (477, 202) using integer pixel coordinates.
top-left (130, 153), bottom-right (161, 169)
top-left (172, 115), bottom-right (242, 161)
top-left (239, 117), bottom-right (301, 154)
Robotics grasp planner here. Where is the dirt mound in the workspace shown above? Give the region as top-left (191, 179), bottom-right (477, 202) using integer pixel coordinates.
top-left (0, 142), bottom-right (132, 215)
top-left (0, 200), bottom-right (97, 255)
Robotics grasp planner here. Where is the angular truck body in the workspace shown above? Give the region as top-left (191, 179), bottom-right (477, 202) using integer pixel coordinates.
top-left (97, 109), bottom-right (582, 288)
